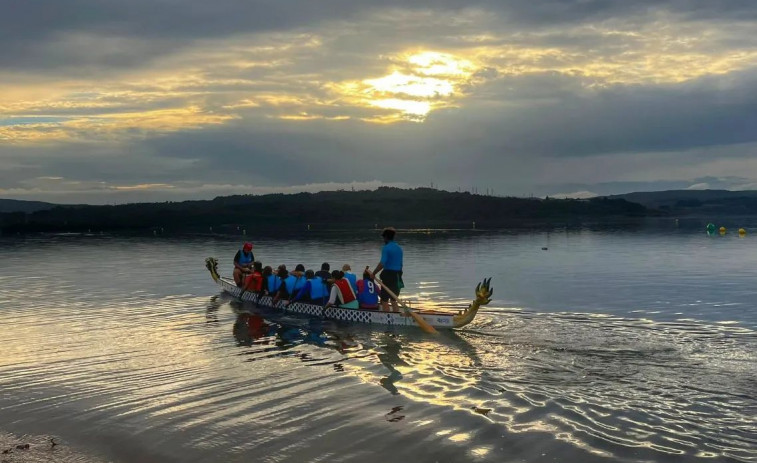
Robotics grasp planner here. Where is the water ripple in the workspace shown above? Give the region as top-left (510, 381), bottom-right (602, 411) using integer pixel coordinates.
top-left (1, 235), bottom-right (756, 462)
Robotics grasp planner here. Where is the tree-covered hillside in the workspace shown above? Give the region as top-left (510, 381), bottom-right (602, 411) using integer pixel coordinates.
top-left (1, 187), bottom-right (649, 234)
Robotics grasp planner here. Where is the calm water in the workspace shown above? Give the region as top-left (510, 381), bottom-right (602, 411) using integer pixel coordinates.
top-left (0, 228), bottom-right (755, 462)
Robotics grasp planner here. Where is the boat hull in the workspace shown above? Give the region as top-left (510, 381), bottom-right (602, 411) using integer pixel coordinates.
top-left (205, 257), bottom-right (492, 330)
top-left (216, 277), bottom-right (458, 329)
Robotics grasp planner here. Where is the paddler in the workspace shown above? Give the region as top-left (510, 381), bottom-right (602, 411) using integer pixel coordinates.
top-left (233, 242), bottom-right (254, 286)
top-left (357, 267), bottom-right (380, 310)
top-left (324, 270), bottom-right (359, 309)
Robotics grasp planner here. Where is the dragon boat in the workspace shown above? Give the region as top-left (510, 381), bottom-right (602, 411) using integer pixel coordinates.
top-left (205, 257), bottom-right (492, 330)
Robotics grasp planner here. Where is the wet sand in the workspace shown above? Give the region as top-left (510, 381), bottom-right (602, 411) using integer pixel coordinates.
top-left (0, 431), bottom-right (105, 463)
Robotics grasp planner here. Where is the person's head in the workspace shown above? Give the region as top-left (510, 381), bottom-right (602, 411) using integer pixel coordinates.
top-left (295, 264), bottom-right (305, 272)
top-left (331, 269), bottom-right (343, 280)
top-left (363, 268), bottom-right (372, 280)
top-left (253, 261), bottom-right (263, 272)
top-left (321, 262), bottom-right (330, 271)
top-left (242, 242), bottom-right (253, 252)
top-left (278, 268), bottom-right (289, 279)
top-left (381, 227), bottom-right (396, 242)
top-left (262, 266), bottom-right (272, 276)
top-left (305, 269), bottom-right (315, 279)
top-left (342, 264), bottom-right (351, 272)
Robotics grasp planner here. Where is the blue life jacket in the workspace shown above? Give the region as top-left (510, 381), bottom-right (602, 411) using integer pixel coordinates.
top-left (289, 274), bottom-right (307, 294)
top-left (268, 275), bottom-right (282, 293)
top-left (309, 278), bottom-right (327, 301)
top-left (344, 272), bottom-right (357, 292)
top-left (283, 275), bottom-right (299, 294)
top-left (238, 250), bottom-right (253, 266)
top-left (357, 279), bottom-right (379, 306)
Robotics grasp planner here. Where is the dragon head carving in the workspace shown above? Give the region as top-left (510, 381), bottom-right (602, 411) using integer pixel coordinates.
top-left (205, 257), bottom-right (220, 282)
top-left (452, 278), bottom-right (493, 328)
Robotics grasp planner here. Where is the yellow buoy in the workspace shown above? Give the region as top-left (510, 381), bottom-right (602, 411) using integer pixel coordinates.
top-left (719, 226), bottom-right (727, 234)
top-left (739, 228), bottom-right (746, 236)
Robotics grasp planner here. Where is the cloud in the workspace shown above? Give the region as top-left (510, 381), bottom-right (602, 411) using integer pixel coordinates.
top-left (550, 191), bottom-right (599, 199)
top-left (0, 179), bottom-right (413, 204)
top-left (1, 1), bottom-right (757, 202)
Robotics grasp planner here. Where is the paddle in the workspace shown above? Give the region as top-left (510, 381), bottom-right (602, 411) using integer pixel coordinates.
top-left (374, 277), bottom-right (438, 335)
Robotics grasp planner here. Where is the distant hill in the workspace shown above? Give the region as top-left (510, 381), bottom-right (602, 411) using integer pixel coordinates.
top-left (0, 187), bottom-right (649, 234)
top-left (609, 190), bottom-right (757, 216)
top-left (0, 199), bottom-right (57, 213)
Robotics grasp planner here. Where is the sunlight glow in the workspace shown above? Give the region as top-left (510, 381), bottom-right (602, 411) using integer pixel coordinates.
top-left (4, 14), bottom-right (757, 141)
top-left (407, 51), bottom-right (476, 76)
top-left (111, 183), bottom-right (175, 191)
top-left (331, 50), bottom-right (479, 122)
top-left (364, 72), bottom-right (455, 98)
top-left (0, 106), bottom-right (234, 143)
top-left (369, 98), bottom-right (432, 116)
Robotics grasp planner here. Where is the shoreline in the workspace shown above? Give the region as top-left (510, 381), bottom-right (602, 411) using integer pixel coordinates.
top-left (0, 430), bottom-right (105, 463)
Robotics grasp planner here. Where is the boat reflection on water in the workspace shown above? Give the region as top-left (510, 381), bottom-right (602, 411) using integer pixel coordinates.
top-left (227, 299), bottom-right (362, 357)
top-left (216, 295), bottom-right (483, 400)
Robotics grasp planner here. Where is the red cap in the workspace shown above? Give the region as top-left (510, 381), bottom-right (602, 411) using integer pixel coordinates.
top-left (242, 242), bottom-right (253, 251)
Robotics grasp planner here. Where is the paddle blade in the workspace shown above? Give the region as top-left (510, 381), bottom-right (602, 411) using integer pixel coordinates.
top-left (375, 276), bottom-right (438, 334)
top-left (408, 310), bottom-right (438, 335)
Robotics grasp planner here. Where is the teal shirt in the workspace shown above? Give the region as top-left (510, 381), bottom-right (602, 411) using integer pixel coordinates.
top-left (380, 241), bottom-right (403, 271)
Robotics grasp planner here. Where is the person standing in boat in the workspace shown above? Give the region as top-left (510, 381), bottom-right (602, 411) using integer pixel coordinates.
top-left (357, 267), bottom-right (380, 310)
top-left (370, 227), bottom-right (403, 312)
top-left (325, 270), bottom-right (359, 309)
top-left (233, 242), bottom-right (255, 287)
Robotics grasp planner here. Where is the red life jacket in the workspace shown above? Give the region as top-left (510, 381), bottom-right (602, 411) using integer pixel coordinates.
top-left (244, 272), bottom-right (263, 292)
top-left (334, 279), bottom-right (356, 304)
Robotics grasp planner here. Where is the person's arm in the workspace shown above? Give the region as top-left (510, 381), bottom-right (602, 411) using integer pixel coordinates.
top-left (233, 251), bottom-right (252, 271)
top-left (372, 262), bottom-right (383, 278)
top-left (325, 286), bottom-right (338, 307)
top-left (372, 245), bottom-right (387, 276)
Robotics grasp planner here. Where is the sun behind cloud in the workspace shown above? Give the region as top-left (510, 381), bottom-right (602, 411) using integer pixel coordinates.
top-left (330, 51), bottom-right (480, 122)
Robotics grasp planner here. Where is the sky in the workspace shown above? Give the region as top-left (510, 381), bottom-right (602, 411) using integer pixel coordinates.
top-left (1, 0), bottom-right (757, 204)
